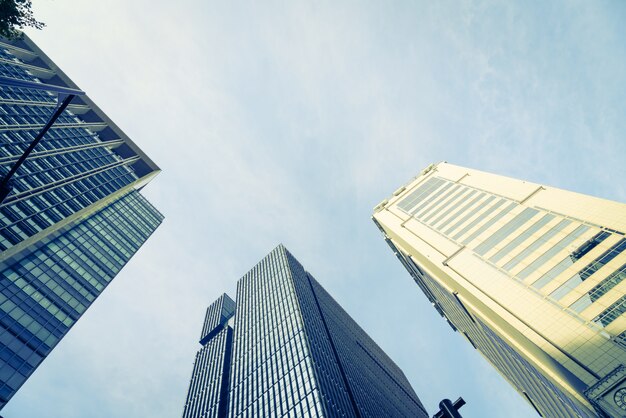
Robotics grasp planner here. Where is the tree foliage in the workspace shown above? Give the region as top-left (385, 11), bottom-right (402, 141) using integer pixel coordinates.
top-left (0, 0), bottom-right (44, 40)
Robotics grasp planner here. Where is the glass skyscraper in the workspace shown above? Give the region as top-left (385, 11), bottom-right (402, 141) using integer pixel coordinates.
top-left (182, 245), bottom-right (428, 418)
top-left (0, 35), bottom-right (163, 408)
top-left (373, 162), bottom-right (626, 417)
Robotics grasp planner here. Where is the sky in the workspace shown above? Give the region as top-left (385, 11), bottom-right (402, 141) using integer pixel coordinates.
top-left (3, 1), bottom-right (626, 417)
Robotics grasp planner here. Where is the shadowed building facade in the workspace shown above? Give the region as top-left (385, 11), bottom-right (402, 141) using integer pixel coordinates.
top-left (0, 36), bottom-right (163, 408)
top-left (182, 245), bottom-right (428, 418)
top-left (373, 162), bottom-right (626, 417)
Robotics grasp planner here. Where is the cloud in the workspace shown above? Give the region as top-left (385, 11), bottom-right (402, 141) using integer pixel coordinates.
top-left (5, 1), bottom-right (625, 417)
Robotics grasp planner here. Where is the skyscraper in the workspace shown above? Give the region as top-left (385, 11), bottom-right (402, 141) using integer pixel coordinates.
top-left (182, 245), bottom-right (428, 418)
top-left (0, 35), bottom-right (163, 408)
top-left (373, 161), bottom-right (626, 417)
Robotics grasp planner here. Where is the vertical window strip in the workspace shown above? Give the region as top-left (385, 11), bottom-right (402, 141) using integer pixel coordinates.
top-left (593, 295), bottom-right (626, 327)
top-left (532, 257), bottom-right (576, 290)
top-left (442, 193), bottom-right (488, 235)
top-left (408, 180), bottom-right (452, 216)
top-left (549, 274), bottom-right (585, 302)
top-left (474, 207), bottom-right (539, 256)
top-left (530, 230), bottom-right (611, 290)
top-left (569, 264), bottom-right (626, 313)
top-left (577, 239), bottom-right (626, 282)
top-left (461, 201), bottom-right (517, 245)
top-left (411, 180), bottom-right (453, 218)
top-left (502, 219), bottom-right (572, 272)
top-left (414, 183), bottom-right (457, 220)
top-left (543, 238), bottom-right (625, 300)
top-left (431, 189), bottom-right (478, 229)
top-left (396, 177), bottom-right (443, 213)
top-left (570, 231), bottom-right (611, 260)
top-left (452, 198), bottom-right (505, 241)
top-left (490, 214), bottom-right (555, 264)
top-left (517, 225), bottom-right (589, 280)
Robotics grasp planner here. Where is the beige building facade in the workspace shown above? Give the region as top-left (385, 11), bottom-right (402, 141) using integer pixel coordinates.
top-left (372, 162), bottom-right (626, 417)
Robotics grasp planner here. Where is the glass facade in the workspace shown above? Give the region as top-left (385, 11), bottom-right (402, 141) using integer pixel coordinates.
top-left (0, 43), bottom-right (154, 252)
top-left (182, 245), bottom-right (428, 418)
top-left (392, 173), bottom-right (626, 329)
top-left (183, 294), bottom-right (235, 418)
top-left (0, 35), bottom-right (163, 409)
top-left (374, 162), bottom-right (626, 417)
top-left (0, 191), bottom-right (162, 408)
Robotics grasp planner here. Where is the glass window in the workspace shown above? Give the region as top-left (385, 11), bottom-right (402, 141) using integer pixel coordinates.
top-left (517, 225), bottom-right (589, 280)
top-left (533, 257), bottom-right (576, 290)
top-left (549, 274), bottom-right (585, 301)
top-left (412, 183), bottom-right (459, 221)
top-left (569, 264), bottom-right (626, 313)
top-left (502, 219), bottom-right (572, 272)
top-left (432, 189), bottom-right (478, 229)
top-left (532, 232), bottom-right (614, 290)
top-left (441, 192), bottom-right (487, 235)
top-left (474, 207), bottom-right (539, 256)
top-left (593, 295), bottom-right (626, 327)
top-left (570, 231), bottom-right (611, 260)
top-left (461, 201), bottom-right (517, 245)
top-left (490, 214), bottom-right (555, 264)
top-left (451, 197), bottom-right (505, 241)
top-left (396, 177), bottom-right (444, 214)
top-left (577, 239), bottom-right (626, 282)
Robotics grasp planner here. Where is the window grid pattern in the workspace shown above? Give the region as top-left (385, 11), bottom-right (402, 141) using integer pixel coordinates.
top-left (396, 177), bottom-right (516, 248)
top-left (0, 191), bottom-right (163, 408)
top-left (530, 230), bottom-right (611, 291)
top-left (0, 47), bottom-right (141, 252)
top-left (533, 231), bottom-right (611, 290)
top-left (396, 177), bottom-right (445, 213)
top-left (200, 294), bottom-right (236, 345)
top-left (183, 327), bottom-right (233, 418)
top-left (305, 271), bottom-right (428, 417)
top-left (570, 264), bottom-right (626, 314)
top-left (501, 219), bottom-right (573, 272)
top-left (460, 202), bottom-right (517, 246)
top-left (452, 198), bottom-right (506, 242)
top-left (593, 296), bottom-right (626, 328)
top-left (410, 182), bottom-right (455, 218)
top-left (441, 192), bottom-right (487, 234)
top-left (549, 239), bottom-right (626, 302)
top-left (515, 225), bottom-right (590, 280)
top-left (419, 185), bottom-right (463, 223)
top-left (184, 246), bottom-right (427, 418)
top-left (389, 244), bottom-right (592, 418)
top-left (396, 176), bottom-right (626, 334)
top-left (489, 213), bottom-right (555, 264)
top-left (576, 239), bottom-right (626, 283)
top-left (397, 178), bottom-right (595, 288)
top-left (284, 250), bottom-right (356, 418)
top-left (474, 207), bottom-right (539, 256)
top-left (229, 247), bottom-right (324, 418)
top-left (430, 189), bottom-right (477, 228)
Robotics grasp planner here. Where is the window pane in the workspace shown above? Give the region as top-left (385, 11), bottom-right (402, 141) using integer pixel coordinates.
top-left (474, 207), bottom-right (539, 256)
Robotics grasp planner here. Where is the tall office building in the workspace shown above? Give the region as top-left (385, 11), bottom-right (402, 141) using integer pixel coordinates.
top-left (0, 35), bottom-right (163, 408)
top-left (182, 245), bottom-right (428, 418)
top-left (373, 162), bottom-right (626, 417)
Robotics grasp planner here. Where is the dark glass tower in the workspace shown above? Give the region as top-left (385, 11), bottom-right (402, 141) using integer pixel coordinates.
top-left (182, 245), bottom-right (428, 418)
top-left (0, 35), bottom-right (163, 409)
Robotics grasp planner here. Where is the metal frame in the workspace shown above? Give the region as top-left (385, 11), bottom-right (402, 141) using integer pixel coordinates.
top-left (0, 76), bottom-right (85, 204)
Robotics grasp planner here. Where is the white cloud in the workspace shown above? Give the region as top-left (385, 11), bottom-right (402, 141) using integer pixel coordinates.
top-left (5, 1), bottom-right (625, 416)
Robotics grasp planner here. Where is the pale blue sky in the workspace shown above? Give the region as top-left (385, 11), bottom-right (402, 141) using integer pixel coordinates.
top-left (4, 1), bottom-right (626, 417)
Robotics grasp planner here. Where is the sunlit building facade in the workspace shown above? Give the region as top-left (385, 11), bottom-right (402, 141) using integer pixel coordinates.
top-left (182, 245), bottom-right (428, 418)
top-left (0, 35), bottom-right (163, 408)
top-left (373, 162), bottom-right (626, 417)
